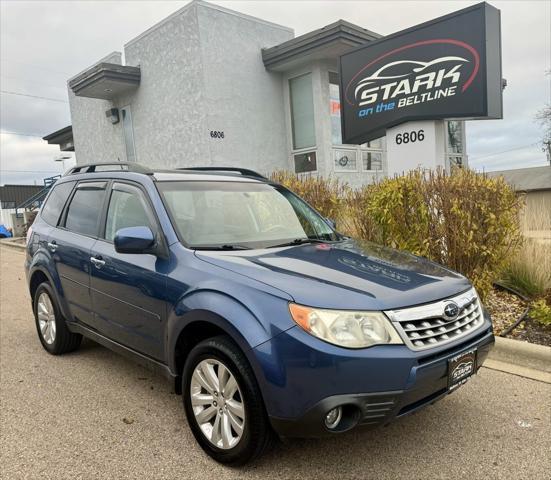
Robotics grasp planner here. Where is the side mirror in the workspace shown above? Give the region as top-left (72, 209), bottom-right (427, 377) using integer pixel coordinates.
top-left (114, 226), bottom-right (155, 254)
top-left (325, 218), bottom-right (337, 230)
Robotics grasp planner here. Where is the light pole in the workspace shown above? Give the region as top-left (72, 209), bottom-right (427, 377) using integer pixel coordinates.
top-left (54, 154), bottom-right (72, 173)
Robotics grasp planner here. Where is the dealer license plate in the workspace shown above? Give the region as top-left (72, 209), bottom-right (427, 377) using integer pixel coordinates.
top-left (448, 349), bottom-right (477, 390)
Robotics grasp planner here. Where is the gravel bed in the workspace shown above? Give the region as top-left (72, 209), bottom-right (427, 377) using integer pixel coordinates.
top-left (484, 287), bottom-right (551, 347)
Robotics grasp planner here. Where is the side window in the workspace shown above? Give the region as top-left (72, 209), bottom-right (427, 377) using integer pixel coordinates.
top-left (64, 183), bottom-right (106, 237)
top-left (104, 185), bottom-right (153, 242)
top-left (41, 181), bottom-right (75, 226)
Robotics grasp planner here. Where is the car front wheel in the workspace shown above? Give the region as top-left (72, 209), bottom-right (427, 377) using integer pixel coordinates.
top-left (182, 335), bottom-right (275, 465)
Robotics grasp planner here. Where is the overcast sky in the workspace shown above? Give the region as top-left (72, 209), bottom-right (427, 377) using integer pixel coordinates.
top-left (1, 0), bottom-right (550, 185)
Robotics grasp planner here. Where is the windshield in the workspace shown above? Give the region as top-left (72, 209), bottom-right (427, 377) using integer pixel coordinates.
top-left (157, 181), bottom-right (339, 249)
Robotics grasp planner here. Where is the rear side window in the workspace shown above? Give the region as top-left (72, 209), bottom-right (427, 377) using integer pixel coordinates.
top-left (41, 181), bottom-right (75, 226)
top-left (64, 183), bottom-right (106, 237)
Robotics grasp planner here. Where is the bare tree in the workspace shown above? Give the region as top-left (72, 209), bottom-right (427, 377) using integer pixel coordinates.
top-left (536, 70), bottom-right (551, 164)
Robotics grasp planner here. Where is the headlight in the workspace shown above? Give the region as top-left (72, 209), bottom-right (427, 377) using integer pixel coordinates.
top-left (289, 303), bottom-right (403, 348)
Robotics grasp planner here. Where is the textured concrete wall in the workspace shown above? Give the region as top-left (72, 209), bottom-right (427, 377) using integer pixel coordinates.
top-left (196, 3), bottom-right (293, 174)
top-left (69, 1), bottom-right (293, 172)
top-left (69, 52), bottom-right (127, 165)
top-left (120, 2), bottom-right (206, 168)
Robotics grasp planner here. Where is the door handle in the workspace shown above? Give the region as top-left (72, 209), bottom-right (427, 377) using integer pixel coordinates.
top-left (47, 241), bottom-right (57, 253)
top-left (90, 256), bottom-right (106, 269)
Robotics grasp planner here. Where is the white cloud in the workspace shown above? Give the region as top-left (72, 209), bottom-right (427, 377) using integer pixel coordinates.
top-left (0, 133), bottom-right (74, 185)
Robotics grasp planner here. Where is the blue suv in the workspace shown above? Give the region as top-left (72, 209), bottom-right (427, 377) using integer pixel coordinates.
top-left (25, 162), bottom-right (494, 464)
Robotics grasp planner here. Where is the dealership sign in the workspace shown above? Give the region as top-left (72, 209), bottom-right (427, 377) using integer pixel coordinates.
top-left (339, 2), bottom-right (502, 144)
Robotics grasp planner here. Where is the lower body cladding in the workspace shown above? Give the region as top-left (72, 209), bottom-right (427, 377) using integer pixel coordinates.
top-left (253, 313), bottom-right (494, 438)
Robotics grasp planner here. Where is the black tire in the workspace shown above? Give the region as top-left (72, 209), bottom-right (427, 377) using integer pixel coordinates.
top-left (33, 282), bottom-right (82, 355)
top-left (182, 335), bottom-right (275, 465)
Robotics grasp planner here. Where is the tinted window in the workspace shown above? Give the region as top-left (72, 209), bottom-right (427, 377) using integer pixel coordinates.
top-left (105, 187), bottom-right (153, 241)
top-left (41, 181), bottom-right (75, 226)
top-left (65, 186), bottom-right (106, 237)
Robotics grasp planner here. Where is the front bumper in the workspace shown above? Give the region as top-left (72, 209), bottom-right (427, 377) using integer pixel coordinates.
top-left (252, 311), bottom-right (494, 438)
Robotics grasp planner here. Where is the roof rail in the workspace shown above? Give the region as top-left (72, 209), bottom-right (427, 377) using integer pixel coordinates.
top-left (177, 167), bottom-right (267, 180)
top-left (64, 162), bottom-right (152, 176)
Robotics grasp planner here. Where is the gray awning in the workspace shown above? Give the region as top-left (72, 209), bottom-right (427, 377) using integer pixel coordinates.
top-left (69, 63), bottom-right (140, 100)
top-left (42, 125), bottom-right (74, 152)
top-left (262, 20), bottom-right (380, 71)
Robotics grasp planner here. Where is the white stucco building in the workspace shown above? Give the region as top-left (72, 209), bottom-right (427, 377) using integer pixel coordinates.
top-left (44, 0), bottom-right (467, 187)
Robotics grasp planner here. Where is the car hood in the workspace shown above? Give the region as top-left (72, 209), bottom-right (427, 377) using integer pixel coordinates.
top-left (195, 238), bottom-right (472, 310)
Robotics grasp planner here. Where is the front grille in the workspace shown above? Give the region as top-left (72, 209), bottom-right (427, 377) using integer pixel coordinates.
top-left (385, 288), bottom-right (484, 351)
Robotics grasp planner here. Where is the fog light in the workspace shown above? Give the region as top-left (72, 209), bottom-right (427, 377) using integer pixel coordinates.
top-left (324, 406), bottom-right (342, 429)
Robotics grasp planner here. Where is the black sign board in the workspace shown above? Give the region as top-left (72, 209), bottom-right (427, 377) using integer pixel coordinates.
top-left (339, 2), bottom-right (502, 144)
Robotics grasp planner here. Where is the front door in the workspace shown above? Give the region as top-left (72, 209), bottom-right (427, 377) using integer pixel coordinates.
top-left (89, 182), bottom-right (167, 360)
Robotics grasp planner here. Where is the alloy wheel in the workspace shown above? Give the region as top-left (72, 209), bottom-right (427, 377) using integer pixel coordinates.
top-left (37, 292), bottom-right (57, 345)
top-left (190, 359), bottom-right (246, 450)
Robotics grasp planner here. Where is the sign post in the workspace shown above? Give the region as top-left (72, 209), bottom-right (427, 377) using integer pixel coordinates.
top-left (385, 120), bottom-right (446, 177)
top-left (339, 2), bottom-right (502, 175)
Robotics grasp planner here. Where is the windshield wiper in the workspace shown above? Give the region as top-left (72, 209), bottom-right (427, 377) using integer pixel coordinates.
top-left (267, 238), bottom-right (331, 249)
top-left (193, 244), bottom-right (252, 251)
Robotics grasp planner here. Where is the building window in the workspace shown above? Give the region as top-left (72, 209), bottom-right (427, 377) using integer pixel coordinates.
top-left (121, 106), bottom-right (136, 162)
top-left (1, 201), bottom-right (16, 209)
top-left (364, 137), bottom-right (385, 150)
top-left (447, 121), bottom-right (463, 154)
top-left (329, 72), bottom-right (385, 174)
top-left (289, 73), bottom-right (316, 150)
top-left (334, 149), bottom-right (357, 172)
top-left (446, 121), bottom-right (465, 170)
top-left (362, 151), bottom-right (383, 171)
top-left (294, 151), bottom-right (317, 174)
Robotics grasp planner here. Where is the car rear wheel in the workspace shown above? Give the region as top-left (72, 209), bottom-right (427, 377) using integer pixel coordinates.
top-left (182, 335), bottom-right (275, 465)
top-left (33, 282), bottom-right (82, 355)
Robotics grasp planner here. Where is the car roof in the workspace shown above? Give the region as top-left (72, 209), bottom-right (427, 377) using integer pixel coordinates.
top-left (59, 162), bottom-right (270, 184)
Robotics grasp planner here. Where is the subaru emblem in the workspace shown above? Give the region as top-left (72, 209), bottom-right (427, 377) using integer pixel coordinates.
top-left (443, 302), bottom-right (460, 321)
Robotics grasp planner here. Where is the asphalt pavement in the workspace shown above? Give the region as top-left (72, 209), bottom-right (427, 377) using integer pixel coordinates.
top-left (1, 246), bottom-right (550, 479)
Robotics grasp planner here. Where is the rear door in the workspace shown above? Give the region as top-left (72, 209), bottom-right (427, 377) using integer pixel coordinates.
top-left (33, 180), bottom-right (75, 264)
top-left (54, 181), bottom-right (108, 326)
top-left (89, 181), bottom-right (167, 360)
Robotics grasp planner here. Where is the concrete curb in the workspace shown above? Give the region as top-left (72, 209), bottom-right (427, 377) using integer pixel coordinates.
top-left (486, 336), bottom-right (551, 382)
top-left (0, 239), bottom-right (26, 252)
top-left (483, 359), bottom-right (551, 384)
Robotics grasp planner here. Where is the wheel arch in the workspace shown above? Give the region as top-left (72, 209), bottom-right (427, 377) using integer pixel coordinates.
top-left (29, 269), bottom-right (49, 300)
top-left (28, 265), bottom-right (70, 320)
top-left (168, 308), bottom-right (269, 395)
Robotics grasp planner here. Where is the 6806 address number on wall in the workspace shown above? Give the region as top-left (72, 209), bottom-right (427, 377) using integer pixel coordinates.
top-left (395, 129), bottom-right (424, 145)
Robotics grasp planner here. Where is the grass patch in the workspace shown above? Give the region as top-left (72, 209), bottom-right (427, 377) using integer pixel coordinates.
top-left (499, 238), bottom-right (551, 300)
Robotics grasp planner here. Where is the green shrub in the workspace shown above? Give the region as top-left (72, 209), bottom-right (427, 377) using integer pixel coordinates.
top-left (529, 299), bottom-right (551, 326)
top-left (270, 171), bottom-right (348, 224)
top-left (345, 184), bottom-right (382, 242)
top-left (348, 169), bottom-right (523, 296)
